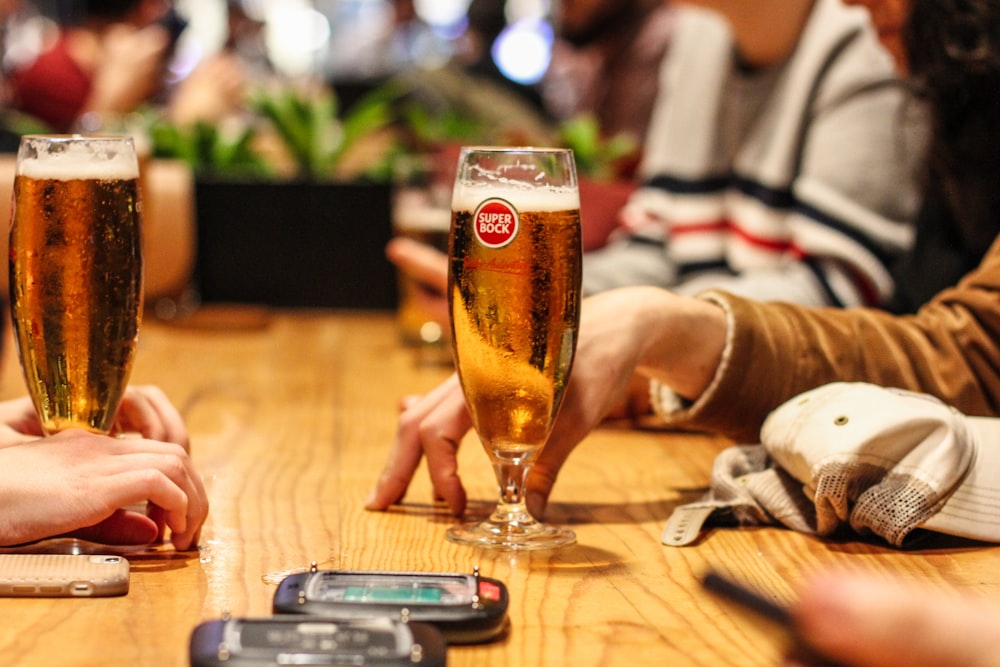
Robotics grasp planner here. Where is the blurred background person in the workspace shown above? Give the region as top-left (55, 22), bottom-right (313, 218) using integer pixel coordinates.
top-left (582, 0), bottom-right (925, 307)
top-left (383, 0), bottom-right (554, 152)
top-left (222, 0), bottom-right (270, 78)
top-left (6, 0), bottom-right (246, 133)
top-left (543, 0), bottom-right (678, 250)
top-left (877, 0), bottom-right (1000, 314)
top-left (9, 0), bottom-right (177, 132)
top-left (385, 0), bottom-right (927, 331)
top-left (372, 0), bottom-right (677, 162)
top-left (456, 0), bottom-right (547, 114)
top-left (543, 0), bottom-right (675, 153)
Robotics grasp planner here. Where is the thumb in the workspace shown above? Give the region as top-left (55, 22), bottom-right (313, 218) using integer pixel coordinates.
top-left (525, 395), bottom-right (601, 519)
top-left (525, 463), bottom-right (557, 520)
top-left (525, 430), bottom-right (582, 519)
top-left (65, 509), bottom-right (159, 546)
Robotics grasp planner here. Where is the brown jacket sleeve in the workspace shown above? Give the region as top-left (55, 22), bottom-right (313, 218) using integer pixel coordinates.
top-left (665, 234), bottom-right (1000, 443)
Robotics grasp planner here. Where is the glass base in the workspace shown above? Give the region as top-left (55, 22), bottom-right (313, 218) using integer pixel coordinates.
top-left (446, 518), bottom-right (576, 551)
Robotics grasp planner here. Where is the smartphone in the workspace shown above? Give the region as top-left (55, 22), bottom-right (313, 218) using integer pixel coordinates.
top-left (0, 554), bottom-right (129, 597)
top-left (272, 566), bottom-right (509, 644)
top-left (189, 615), bottom-right (446, 667)
top-left (701, 571), bottom-right (846, 667)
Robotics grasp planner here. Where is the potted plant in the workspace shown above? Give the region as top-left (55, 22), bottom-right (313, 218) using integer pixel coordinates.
top-left (145, 75), bottom-right (641, 310)
top-left (149, 82), bottom-right (402, 310)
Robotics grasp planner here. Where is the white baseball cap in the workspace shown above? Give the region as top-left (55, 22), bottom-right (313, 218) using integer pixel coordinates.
top-left (662, 382), bottom-right (1000, 547)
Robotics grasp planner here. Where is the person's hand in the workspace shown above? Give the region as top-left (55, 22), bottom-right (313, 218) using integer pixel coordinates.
top-left (791, 571), bottom-right (1000, 667)
top-left (382, 237), bottom-right (696, 426)
top-left (0, 385), bottom-right (190, 448)
top-left (0, 396), bottom-right (47, 443)
top-left (0, 386), bottom-right (205, 550)
top-left (111, 384), bottom-right (190, 447)
top-left (366, 286), bottom-right (726, 518)
top-left (526, 286), bottom-right (723, 518)
top-left (85, 23), bottom-right (170, 117)
top-left (386, 237), bottom-right (449, 289)
top-left (601, 373), bottom-right (654, 421)
top-left (365, 288), bottom-right (652, 516)
top-left (168, 51), bottom-right (247, 126)
top-left (366, 373), bottom-right (472, 515)
top-left (520, 293), bottom-right (650, 516)
top-left (385, 236), bottom-right (450, 326)
top-left (0, 429), bottom-right (208, 550)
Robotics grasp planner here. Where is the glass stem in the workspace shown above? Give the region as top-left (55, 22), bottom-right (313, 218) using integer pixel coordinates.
top-left (490, 462), bottom-right (535, 526)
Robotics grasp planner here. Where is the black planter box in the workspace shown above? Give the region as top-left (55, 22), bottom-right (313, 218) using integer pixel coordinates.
top-left (194, 179), bottom-right (397, 309)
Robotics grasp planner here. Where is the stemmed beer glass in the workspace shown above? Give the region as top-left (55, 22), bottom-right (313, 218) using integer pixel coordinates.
top-left (446, 147), bottom-right (581, 550)
top-left (9, 135), bottom-right (144, 435)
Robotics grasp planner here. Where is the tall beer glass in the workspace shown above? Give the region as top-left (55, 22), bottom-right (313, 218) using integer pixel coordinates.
top-left (9, 135), bottom-right (144, 435)
top-left (447, 147), bottom-right (581, 549)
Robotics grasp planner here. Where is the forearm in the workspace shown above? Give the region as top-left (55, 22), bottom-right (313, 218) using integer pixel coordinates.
top-left (665, 264), bottom-right (1000, 442)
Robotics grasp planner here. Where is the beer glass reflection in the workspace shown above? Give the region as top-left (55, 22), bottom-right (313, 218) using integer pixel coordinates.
top-left (9, 135), bottom-right (144, 435)
top-left (447, 147), bottom-right (581, 550)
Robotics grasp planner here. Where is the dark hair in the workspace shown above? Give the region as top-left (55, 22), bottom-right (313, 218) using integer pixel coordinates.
top-left (903, 0), bottom-right (1000, 239)
top-left (83, 0), bottom-right (144, 19)
top-left (47, 0), bottom-right (144, 23)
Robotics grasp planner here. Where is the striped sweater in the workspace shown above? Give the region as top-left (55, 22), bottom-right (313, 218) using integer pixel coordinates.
top-left (583, 0), bottom-right (927, 308)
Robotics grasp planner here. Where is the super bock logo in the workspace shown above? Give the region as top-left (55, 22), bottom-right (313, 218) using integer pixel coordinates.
top-left (472, 198), bottom-right (519, 248)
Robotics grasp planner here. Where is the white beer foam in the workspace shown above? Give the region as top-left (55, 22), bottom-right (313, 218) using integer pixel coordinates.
top-left (18, 140), bottom-right (139, 180)
top-left (452, 183), bottom-right (580, 212)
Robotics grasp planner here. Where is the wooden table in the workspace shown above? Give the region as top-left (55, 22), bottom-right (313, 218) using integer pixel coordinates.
top-left (0, 306), bottom-right (998, 666)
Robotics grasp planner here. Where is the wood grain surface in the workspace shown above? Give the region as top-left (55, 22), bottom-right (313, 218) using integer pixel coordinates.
top-left (0, 306), bottom-right (997, 666)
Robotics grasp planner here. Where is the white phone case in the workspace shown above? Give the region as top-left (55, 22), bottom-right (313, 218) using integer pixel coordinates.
top-left (0, 554), bottom-right (130, 597)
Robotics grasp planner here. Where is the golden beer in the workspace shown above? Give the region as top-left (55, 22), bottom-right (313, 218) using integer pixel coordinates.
top-left (9, 137), bottom-right (143, 434)
top-left (446, 146), bottom-right (580, 550)
top-left (449, 194), bottom-right (582, 465)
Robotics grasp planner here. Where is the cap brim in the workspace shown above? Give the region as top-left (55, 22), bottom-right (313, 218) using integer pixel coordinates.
top-left (921, 416), bottom-right (1000, 542)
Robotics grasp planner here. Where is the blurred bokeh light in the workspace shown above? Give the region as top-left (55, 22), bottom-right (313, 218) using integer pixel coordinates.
top-left (7, 0), bottom-right (555, 86)
top-left (493, 17), bottom-right (552, 84)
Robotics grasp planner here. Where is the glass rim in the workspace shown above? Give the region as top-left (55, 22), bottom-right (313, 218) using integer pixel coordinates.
top-left (16, 133), bottom-right (139, 177)
top-left (19, 134), bottom-right (135, 144)
top-left (458, 145), bottom-right (573, 155)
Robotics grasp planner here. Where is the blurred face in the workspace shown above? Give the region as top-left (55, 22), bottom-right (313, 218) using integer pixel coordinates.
top-left (843, 0), bottom-right (912, 72)
top-left (0, 0), bottom-right (21, 21)
top-left (557, 0), bottom-right (628, 46)
top-left (127, 0), bottom-right (171, 28)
